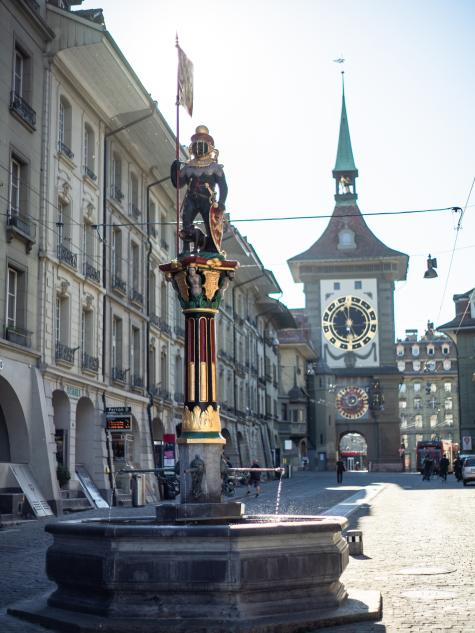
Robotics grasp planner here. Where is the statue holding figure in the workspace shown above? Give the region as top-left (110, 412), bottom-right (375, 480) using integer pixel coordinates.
top-left (171, 125), bottom-right (228, 256)
top-left (189, 454), bottom-right (205, 500)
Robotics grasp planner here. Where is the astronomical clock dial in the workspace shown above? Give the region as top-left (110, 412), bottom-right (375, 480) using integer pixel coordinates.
top-left (336, 386), bottom-right (369, 420)
top-left (322, 295), bottom-right (378, 351)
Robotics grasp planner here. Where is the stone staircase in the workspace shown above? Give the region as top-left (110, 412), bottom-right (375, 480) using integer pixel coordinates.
top-left (60, 489), bottom-right (93, 513)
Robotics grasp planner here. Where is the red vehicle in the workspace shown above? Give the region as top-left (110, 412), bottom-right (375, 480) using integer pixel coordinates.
top-left (416, 440), bottom-right (459, 474)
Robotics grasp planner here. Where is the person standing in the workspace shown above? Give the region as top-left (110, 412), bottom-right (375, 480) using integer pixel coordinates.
top-left (247, 460), bottom-right (261, 497)
top-left (439, 454), bottom-right (449, 481)
top-left (336, 458), bottom-right (345, 484)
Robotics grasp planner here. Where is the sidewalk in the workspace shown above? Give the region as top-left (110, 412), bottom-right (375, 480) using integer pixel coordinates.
top-left (321, 474), bottom-right (475, 633)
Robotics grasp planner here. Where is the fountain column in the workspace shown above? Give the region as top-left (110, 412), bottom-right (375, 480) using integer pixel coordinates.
top-left (159, 254), bottom-right (240, 517)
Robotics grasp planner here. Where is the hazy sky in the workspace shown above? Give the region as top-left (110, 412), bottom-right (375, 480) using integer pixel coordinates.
top-left (80, 0), bottom-right (475, 338)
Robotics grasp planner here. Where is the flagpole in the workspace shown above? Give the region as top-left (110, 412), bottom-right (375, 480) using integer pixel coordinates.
top-left (175, 34), bottom-right (180, 256)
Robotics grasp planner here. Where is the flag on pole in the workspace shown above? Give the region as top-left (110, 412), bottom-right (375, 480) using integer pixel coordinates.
top-left (177, 45), bottom-right (194, 117)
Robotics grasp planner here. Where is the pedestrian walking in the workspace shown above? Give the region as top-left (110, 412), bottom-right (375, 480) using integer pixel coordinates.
top-left (439, 454), bottom-right (449, 481)
top-left (336, 458), bottom-right (345, 484)
top-left (246, 460), bottom-right (261, 497)
top-left (422, 454), bottom-right (433, 480)
top-left (453, 455), bottom-right (462, 481)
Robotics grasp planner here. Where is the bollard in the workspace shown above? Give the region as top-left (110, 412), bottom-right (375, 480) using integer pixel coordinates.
top-left (346, 529), bottom-right (363, 556)
top-left (131, 474), bottom-right (145, 507)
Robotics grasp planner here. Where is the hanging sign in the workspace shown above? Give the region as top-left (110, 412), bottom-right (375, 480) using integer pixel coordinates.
top-left (462, 436), bottom-right (472, 451)
top-left (106, 416), bottom-right (131, 431)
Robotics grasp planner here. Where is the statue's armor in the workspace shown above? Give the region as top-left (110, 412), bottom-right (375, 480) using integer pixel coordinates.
top-left (171, 160), bottom-right (228, 254)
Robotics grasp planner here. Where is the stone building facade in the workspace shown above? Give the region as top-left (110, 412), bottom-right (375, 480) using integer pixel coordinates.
top-left (0, 0), bottom-right (298, 515)
top-left (396, 326), bottom-right (459, 471)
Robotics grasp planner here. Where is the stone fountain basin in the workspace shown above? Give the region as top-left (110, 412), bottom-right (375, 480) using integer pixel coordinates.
top-left (8, 513), bottom-right (382, 633)
top-left (51, 514), bottom-right (347, 629)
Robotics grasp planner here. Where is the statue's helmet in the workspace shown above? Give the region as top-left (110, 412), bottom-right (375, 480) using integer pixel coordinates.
top-left (190, 125), bottom-right (214, 158)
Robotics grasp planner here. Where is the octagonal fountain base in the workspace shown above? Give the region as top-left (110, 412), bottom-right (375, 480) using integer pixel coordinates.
top-left (9, 514), bottom-right (381, 633)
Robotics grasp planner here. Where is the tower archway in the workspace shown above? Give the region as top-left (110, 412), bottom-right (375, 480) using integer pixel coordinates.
top-left (339, 432), bottom-right (368, 471)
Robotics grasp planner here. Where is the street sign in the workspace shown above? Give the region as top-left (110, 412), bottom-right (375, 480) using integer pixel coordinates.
top-left (105, 406), bottom-right (132, 415)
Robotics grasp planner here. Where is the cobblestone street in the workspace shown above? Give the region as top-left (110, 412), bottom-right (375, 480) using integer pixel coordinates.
top-left (1, 470), bottom-right (474, 632)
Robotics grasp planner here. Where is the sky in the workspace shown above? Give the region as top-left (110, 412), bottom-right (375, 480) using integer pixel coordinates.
top-left (80, 0), bottom-right (475, 339)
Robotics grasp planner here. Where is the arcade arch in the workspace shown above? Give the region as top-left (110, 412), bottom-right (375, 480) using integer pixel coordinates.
top-left (76, 396), bottom-right (97, 475)
top-left (0, 376), bottom-right (29, 463)
top-left (52, 390), bottom-right (70, 467)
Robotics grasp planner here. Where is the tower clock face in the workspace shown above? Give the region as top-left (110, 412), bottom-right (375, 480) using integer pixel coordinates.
top-left (336, 386), bottom-right (369, 419)
top-left (322, 295), bottom-right (378, 350)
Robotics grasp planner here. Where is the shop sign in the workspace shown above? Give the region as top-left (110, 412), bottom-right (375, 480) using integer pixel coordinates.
top-left (65, 384), bottom-right (81, 398)
top-left (106, 416), bottom-right (132, 432)
top-left (105, 406), bottom-right (132, 415)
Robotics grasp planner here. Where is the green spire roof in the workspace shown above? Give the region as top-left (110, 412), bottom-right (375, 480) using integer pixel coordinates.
top-left (333, 75), bottom-right (357, 173)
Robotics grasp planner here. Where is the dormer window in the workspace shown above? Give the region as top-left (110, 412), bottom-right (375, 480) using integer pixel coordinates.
top-left (337, 228), bottom-right (356, 250)
top-left (427, 345), bottom-right (435, 356)
top-left (396, 345), bottom-right (404, 357)
top-left (411, 345), bottom-right (419, 357)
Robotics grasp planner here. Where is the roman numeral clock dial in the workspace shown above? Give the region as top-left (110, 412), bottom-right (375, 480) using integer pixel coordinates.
top-left (322, 295), bottom-right (378, 350)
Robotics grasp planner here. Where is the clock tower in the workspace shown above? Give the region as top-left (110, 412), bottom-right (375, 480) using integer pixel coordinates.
top-left (288, 77), bottom-right (409, 471)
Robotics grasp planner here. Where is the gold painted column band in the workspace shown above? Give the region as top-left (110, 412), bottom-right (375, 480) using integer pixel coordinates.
top-left (188, 362), bottom-right (195, 401)
top-left (182, 405), bottom-right (222, 433)
top-left (200, 362), bottom-right (207, 401)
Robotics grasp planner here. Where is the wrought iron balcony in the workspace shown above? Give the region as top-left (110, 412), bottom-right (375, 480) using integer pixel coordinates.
top-left (160, 238), bottom-right (169, 251)
top-left (82, 352), bottom-right (99, 372)
top-left (130, 288), bottom-right (143, 306)
top-left (112, 367), bottom-right (127, 383)
top-left (5, 325), bottom-right (32, 348)
top-left (58, 141), bottom-right (74, 160)
top-left (112, 275), bottom-right (127, 295)
top-left (9, 91), bottom-right (36, 129)
top-left (83, 165), bottom-right (97, 181)
top-left (56, 342), bottom-right (77, 365)
top-left (84, 261), bottom-right (100, 284)
top-left (6, 212), bottom-right (36, 252)
top-left (158, 318), bottom-right (172, 336)
top-left (130, 203), bottom-right (141, 219)
top-left (57, 243), bottom-right (77, 269)
top-left (131, 374), bottom-right (144, 389)
top-left (174, 392), bottom-right (184, 404)
top-left (110, 185), bottom-right (124, 202)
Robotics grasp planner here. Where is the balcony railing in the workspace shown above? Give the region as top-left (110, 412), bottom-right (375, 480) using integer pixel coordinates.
top-left (112, 275), bottom-right (127, 295)
top-left (112, 367), bottom-right (127, 383)
top-left (5, 325), bottom-right (32, 348)
top-left (82, 352), bottom-right (99, 372)
top-left (175, 325), bottom-right (185, 339)
top-left (131, 374), bottom-right (144, 389)
top-left (159, 318), bottom-right (172, 336)
top-left (56, 342), bottom-right (77, 365)
top-left (57, 243), bottom-right (77, 269)
top-left (84, 261), bottom-right (100, 284)
top-left (9, 91), bottom-right (36, 129)
top-left (150, 313), bottom-right (160, 328)
top-left (174, 392), bottom-right (184, 404)
top-left (83, 165), bottom-right (97, 181)
top-left (6, 212), bottom-right (36, 252)
top-left (130, 203), bottom-right (141, 219)
top-left (130, 288), bottom-right (143, 306)
top-left (110, 185), bottom-right (124, 202)
top-left (58, 141), bottom-right (74, 160)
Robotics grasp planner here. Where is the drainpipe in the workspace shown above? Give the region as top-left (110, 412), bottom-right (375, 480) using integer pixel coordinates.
top-left (145, 176), bottom-right (171, 471)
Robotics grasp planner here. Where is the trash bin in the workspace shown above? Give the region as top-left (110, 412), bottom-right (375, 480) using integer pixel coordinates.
top-left (131, 474), bottom-right (145, 507)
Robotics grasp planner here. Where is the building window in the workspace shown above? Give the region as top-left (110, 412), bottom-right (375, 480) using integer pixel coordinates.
top-left (160, 281), bottom-right (168, 319)
top-left (415, 415), bottom-right (423, 428)
top-left (337, 228), bottom-right (355, 249)
top-left (333, 282), bottom-right (340, 290)
top-left (426, 360), bottom-right (436, 372)
top-left (445, 398), bottom-right (453, 410)
top-left (10, 45), bottom-right (36, 129)
top-left (444, 382), bottom-right (452, 393)
top-left (414, 397), bottom-right (421, 410)
top-left (112, 227), bottom-right (122, 278)
top-left (150, 200), bottom-right (157, 238)
top-left (400, 416), bottom-right (407, 429)
top-left (130, 173), bottom-right (140, 217)
top-left (442, 345), bottom-right (449, 355)
top-left (112, 316), bottom-right (123, 370)
top-left (56, 294), bottom-right (70, 345)
top-left (399, 400), bottom-right (407, 409)
top-left (443, 359), bottom-right (451, 370)
top-left (9, 156), bottom-right (23, 214)
top-left (430, 414), bottom-right (437, 428)
top-left (6, 266), bottom-right (28, 345)
top-left (83, 124), bottom-right (96, 179)
top-left (111, 153), bottom-right (123, 200)
top-left (396, 345), bottom-right (404, 356)
top-left (82, 308), bottom-right (94, 356)
top-left (354, 280), bottom-right (362, 289)
top-left (427, 345), bottom-right (434, 356)
top-left (397, 361), bottom-right (405, 372)
top-left (13, 47), bottom-right (25, 97)
top-left (413, 382), bottom-right (421, 392)
top-left (160, 348), bottom-right (168, 391)
top-left (399, 383), bottom-right (406, 394)
top-left (411, 345), bottom-right (419, 357)
top-left (413, 360), bottom-right (420, 371)
top-left (131, 242), bottom-right (140, 291)
top-left (445, 414), bottom-right (453, 426)
top-left (58, 96), bottom-right (73, 157)
top-left (131, 326), bottom-right (141, 384)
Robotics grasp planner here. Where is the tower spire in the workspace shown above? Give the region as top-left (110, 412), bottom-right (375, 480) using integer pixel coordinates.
top-left (333, 72), bottom-right (358, 200)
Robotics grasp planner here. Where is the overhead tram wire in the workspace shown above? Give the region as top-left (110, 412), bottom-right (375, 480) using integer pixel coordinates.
top-left (436, 175), bottom-right (475, 325)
